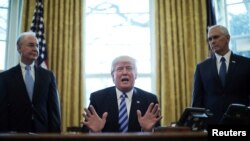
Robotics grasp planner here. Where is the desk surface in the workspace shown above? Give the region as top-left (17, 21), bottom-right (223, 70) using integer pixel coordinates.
top-left (0, 131), bottom-right (207, 141)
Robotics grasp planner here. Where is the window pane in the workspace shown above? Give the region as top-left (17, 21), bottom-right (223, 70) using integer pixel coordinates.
top-left (0, 8), bottom-right (8, 40)
top-left (0, 0), bottom-right (9, 70)
top-left (134, 77), bottom-right (152, 93)
top-left (85, 44), bottom-right (151, 74)
top-left (85, 2), bottom-right (151, 71)
top-left (226, 0), bottom-right (244, 4)
top-left (86, 14), bottom-right (150, 43)
top-left (85, 77), bottom-right (114, 105)
top-left (226, 1), bottom-right (250, 57)
top-left (0, 0), bottom-right (9, 7)
top-left (86, 0), bottom-right (149, 13)
top-left (230, 37), bottom-right (250, 57)
top-left (0, 41), bottom-right (6, 70)
top-left (227, 3), bottom-right (250, 36)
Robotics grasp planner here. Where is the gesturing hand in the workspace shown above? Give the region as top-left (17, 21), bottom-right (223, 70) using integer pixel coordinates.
top-left (82, 105), bottom-right (108, 133)
top-left (137, 103), bottom-right (162, 132)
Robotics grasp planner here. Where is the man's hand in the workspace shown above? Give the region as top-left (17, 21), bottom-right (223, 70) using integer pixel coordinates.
top-left (137, 103), bottom-right (162, 132)
top-left (82, 105), bottom-right (108, 132)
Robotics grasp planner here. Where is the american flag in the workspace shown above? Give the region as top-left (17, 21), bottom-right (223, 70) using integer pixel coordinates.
top-left (30, 0), bottom-right (48, 69)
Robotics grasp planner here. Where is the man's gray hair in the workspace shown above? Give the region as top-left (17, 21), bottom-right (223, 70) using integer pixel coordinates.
top-left (16, 31), bottom-right (37, 50)
top-left (111, 55), bottom-right (137, 74)
top-left (208, 25), bottom-right (230, 36)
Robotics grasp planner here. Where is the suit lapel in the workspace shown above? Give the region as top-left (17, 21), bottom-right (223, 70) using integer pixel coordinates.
top-left (13, 65), bottom-right (31, 102)
top-left (128, 88), bottom-right (141, 130)
top-left (225, 53), bottom-right (238, 87)
top-left (108, 88), bottom-right (120, 129)
top-left (32, 66), bottom-right (39, 102)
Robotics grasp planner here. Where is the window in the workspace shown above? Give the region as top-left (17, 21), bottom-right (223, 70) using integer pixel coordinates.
top-left (84, 0), bottom-right (155, 106)
top-left (0, 0), bottom-right (9, 70)
top-left (0, 0), bottom-right (22, 71)
top-left (214, 0), bottom-right (250, 57)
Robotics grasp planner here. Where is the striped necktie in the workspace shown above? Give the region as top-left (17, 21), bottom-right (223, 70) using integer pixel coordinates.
top-left (118, 93), bottom-right (128, 132)
top-left (25, 65), bottom-right (34, 101)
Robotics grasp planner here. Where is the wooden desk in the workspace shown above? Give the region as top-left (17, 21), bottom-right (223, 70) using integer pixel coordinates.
top-left (0, 131), bottom-right (207, 141)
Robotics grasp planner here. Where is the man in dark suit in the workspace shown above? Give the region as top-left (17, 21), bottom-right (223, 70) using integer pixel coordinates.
top-left (192, 25), bottom-right (250, 124)
top-left (0, 32), bottom-right (61, 133)
top-left (0, 72), bottom-right (8, 132)
top-left (82, 56), bottom-right (161, 133)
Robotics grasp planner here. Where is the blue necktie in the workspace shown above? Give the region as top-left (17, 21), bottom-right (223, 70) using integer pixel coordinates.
top-left (118, 93), bottom-right (128, 132)
top-left (219, 57), bottom-right (226, 87)
top-left (25, 65), bottom-right (34, 101)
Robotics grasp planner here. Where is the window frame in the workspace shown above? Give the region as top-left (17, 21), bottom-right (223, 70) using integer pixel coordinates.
top-left (214, 0), bottom-right (250, 57)
top-left (0, 0), bottom-right (22, 71)
top-left (6, 0), bottom-right (22, 69)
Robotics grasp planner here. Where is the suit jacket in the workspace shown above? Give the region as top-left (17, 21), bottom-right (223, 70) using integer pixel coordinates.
top-left (192, 53), bottom-right (250, 124)
top-left (0, 72), bottom-right (8, 132)
top-left (82, 86), bottom-right (160, 132)
top-left (0, 64), bottom-right (61, 133)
